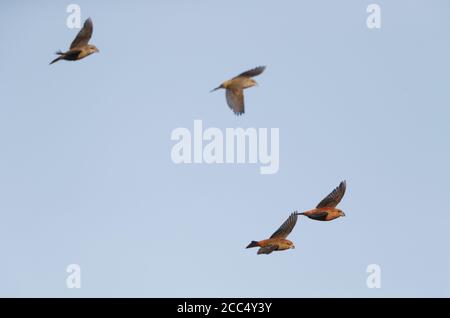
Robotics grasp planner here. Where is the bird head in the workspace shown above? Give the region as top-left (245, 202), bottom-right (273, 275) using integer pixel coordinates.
top-left (248, 79), bottom-right (258, 88)
top-left (338, 209), bottom-right (346, 217)
top-left (87, 45), bottom-right (99, 54)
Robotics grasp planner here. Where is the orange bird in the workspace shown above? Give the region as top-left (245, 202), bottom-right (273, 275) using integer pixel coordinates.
top-left (299, 181), bottom-right (346, 221)
top-left (246, 212), bottom-right (299, 255)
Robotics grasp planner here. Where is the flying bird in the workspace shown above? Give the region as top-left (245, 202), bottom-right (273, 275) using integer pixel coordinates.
top-left (246, 212), bottom-right (298, 255)
top-left (299, 181), bottom-right (347, 221)
top-left (210, 66), bottom-right (266, 115)
top-left (50, 17), bottom-right (99, 65)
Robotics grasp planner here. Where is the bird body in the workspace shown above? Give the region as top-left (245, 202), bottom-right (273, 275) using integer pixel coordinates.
top-left (50, 18), bottom-right (98, 65)
top-left (76, 44), bottom-right (99, 59)
top-left (299, 207), bottom-right (343, 221)
top-left (299, 181), bottom-right (347, 221)
top-left (249, 238), bottom-right (295, 255)
top-left (222, 77), bottom-right (257, 90)
top-left (211, 66), bottom-right (266, 115)
top-left (246, 212), bottom-right (298, 255)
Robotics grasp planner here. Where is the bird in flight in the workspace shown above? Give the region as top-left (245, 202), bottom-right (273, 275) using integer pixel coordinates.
top-left (299, 181), bottom-right (347, 221)
top-left (50, 17), bottom-right (99, 65)
top-left (210, 66), bottom-right (266, 116)
top-left (246, 212), bottom-right (299, 255)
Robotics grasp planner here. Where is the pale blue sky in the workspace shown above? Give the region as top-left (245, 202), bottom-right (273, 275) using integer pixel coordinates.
top-left (1, 0), bottom-right (449, 297)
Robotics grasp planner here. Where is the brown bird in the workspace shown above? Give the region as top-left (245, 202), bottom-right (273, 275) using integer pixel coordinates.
top-left (50, 17), bottom-right (99, 65)
top-left (299, 181), bottom-right (347, 221)
top-left (210, 66), bottom-right (266, 115)
top-left (246, 212), bottom-right (298, 255)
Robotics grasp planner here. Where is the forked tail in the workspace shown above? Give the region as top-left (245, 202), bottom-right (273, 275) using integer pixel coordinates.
top-left (210, 84), bottom-right (224, 92)
top-left (246, 241), bottom-right (260, 248)
top-left (49, 51), bottom-right (65, 65)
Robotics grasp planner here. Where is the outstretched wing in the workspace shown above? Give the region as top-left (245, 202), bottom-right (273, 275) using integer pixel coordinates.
top-left (235, 66), bottom-right (266, 79)
top-left (270, 213), bottom-right (298, 239)
top-left (226, 88), bottom-right (245, 115)
top-left (70, 18), bottom-right (93, 49)
top-left (316, 180), bottom-right (347, 209)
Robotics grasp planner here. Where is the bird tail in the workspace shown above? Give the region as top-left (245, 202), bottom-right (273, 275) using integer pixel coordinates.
top-left (49, 56), bottom-right (62, 65)
top-left (210, 84), bottom-right (224, 92)
top-left (49, 51), bottom-right (65, 65)
top-left (246, 241), bottom-right (260, 249)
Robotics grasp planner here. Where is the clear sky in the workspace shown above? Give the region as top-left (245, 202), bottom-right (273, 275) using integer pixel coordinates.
top-left (1, 0), bottom-right (449, 297)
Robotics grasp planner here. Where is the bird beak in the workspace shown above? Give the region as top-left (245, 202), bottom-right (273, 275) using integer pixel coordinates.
top-left (342, 213), bottom-right (346, 217)
top-left (96, 48), bottom-right (100, 53)
top-left (291, 245), bottom-right (295, 249)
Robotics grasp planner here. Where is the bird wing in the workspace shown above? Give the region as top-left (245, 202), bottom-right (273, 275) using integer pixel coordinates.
top-left (270, 213), bottom-right (298, 239)
top-left (316, 180), bottom-right (347, 209)
top-left (257, 245), bottom-right (278, 255)
top-left (226, 88), bottom-right (245, 115)
top-left (235, 66), bottom-right (266, 79)
top-left (70, 18), bottom-right (93, 49)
